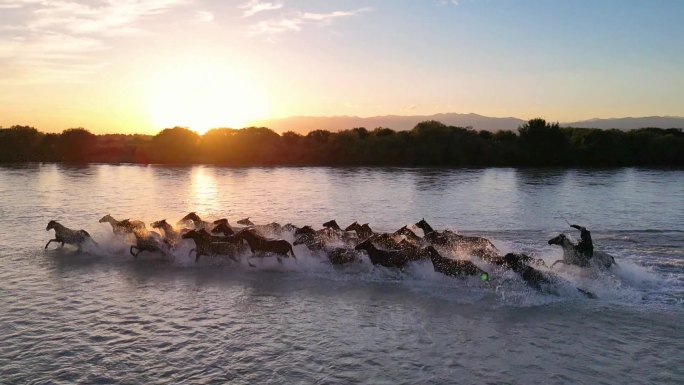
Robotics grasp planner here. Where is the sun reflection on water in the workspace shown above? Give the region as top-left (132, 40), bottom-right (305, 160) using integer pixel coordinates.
top-left (189, 167), bottom-right (220, 215)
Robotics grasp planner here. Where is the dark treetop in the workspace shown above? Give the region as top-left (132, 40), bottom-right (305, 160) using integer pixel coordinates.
top-left (1, 119), bottom-right (682, 167)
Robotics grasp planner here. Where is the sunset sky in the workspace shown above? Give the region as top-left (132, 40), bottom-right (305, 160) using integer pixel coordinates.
top-left (1, 0), bottom-right (683, 134)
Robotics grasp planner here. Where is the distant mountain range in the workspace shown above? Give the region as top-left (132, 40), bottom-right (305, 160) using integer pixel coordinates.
top-left (253, 113), bottom-right (684, 133)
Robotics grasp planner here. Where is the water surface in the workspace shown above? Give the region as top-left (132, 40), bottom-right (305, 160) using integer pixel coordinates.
top-left (0, 165), bottom-right (682, 384)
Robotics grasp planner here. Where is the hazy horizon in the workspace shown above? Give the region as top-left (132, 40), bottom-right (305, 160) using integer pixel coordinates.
top-left (2, 0), bottom-right (683, 134)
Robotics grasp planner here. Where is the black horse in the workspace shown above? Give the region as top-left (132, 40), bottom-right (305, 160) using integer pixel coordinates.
top-left (354, 239), bottom-right (409, 269)
top-left (322, 220), bottom-right (342, 231)
top-left (499, 253), bottom-right (596, 298)
top-left (45, 220), bottom-right (94, 251)
top-left (237, 217), bottom-right (255, 226)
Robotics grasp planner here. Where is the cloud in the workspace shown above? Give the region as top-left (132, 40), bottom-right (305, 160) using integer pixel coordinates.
top-left (439, 0), bottom-right (459, 5)
top-left (194, 10), bottom-right (214, 22)
top-left (247, 7), bottom-right (372, 36)
top-left (239, 0), bottom-right (283, 18)
top-left (0, 0), bottom-right (188, 83)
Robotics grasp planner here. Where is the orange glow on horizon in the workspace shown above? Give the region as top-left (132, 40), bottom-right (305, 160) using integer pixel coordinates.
top-left (143, 60), bottom-right (271, 135)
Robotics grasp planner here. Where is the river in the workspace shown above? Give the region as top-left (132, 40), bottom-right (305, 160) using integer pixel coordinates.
top-left (0, 164), bottom-right (682, 384)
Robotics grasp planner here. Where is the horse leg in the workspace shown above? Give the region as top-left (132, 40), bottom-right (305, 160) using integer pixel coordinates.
top-left (45, 239), bottom-right (56, 249)
top-left (60, 242), bottom-right (65, 248)
top-left (188, 248), bottom-right (196, 258)
top-left (277, 256), bottom-right (283, 264)
top-left (289, 246), bottom-right (296, 259)
top-left (195, 252), bottom-right (201, 263)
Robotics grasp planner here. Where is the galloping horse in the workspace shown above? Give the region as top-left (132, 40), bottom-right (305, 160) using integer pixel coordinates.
top-left (237, 217), bottom-right (255, 226)
top-left (325, 248), bottom-right (360, 265)
top-left (130, 231), bottom-right (166, 258)
top-left (345, 222), bottom-right (374, 240)
top-left (549, 225), bottom-right (615, 268)
top-left (322, 220), bottom-right (342, 231)
top-left (354, 239), bottom-right (409, 269)
top-left (45, 220), bottom-right (94, 251)
top-left (178, 212), bottom-right (213, 230)
top-left (414, 219), bottom-right (498, 260)
top-left (211, 221), bottom-right (236, 237)
top-left (100, 214), bottom-right (146, 236)
top-left (393, 225), bottom-right (423, 245)
top-left (237, 229), bottom-right (296, 261)
top-left (181, 229), bottom-right (240, 262)
top-left (150, 219), bottom-right (181, 246)
top-left (423, 246), bottom-right (489, 281)
top-left (293, 232), bottom-right (325, 251)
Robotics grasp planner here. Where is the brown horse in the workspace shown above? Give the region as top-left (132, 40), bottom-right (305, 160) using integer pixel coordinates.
top-left (100, 214), bottom-right (146, 236)
top-left (150, 219), bottom-right (182, 247)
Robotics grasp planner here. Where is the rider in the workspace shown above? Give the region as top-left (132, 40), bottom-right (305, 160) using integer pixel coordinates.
top-left (570, 224), bottom-right (593, 258)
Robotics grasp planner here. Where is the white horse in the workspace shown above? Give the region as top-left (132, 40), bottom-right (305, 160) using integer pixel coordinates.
top-left (548, 233), bottom-right (615, 269)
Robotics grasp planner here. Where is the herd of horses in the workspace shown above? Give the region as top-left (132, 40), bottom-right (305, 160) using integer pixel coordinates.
top-left (45, 213), bottom-right (617, 297)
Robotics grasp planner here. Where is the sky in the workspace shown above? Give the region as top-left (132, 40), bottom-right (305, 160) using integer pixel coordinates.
top-left (1, 0), bottom-right (683, 134)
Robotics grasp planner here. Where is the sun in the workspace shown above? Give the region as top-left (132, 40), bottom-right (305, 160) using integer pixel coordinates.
top-left (144, 60), bottom-right (271, 134)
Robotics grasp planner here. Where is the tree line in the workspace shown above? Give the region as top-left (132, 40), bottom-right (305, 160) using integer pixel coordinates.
top-left (1, 119), bottom-right (682, 167)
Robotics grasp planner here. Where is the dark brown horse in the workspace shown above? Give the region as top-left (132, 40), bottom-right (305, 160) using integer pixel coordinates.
top-left (345, 222), bottom-right (374, 239)
top-left (422, 246), bottom-right (489, 281)
top-left (325, 248), bottom-right (360, 265)
top-left (393, 225), bottom-right (423, 245)
top-left (178, 212), bottom-right (213, 230)
top-left (237, 229), bottom-right (296, 260)
top-left (212, 218), bottom-right (235, 235)
top-left (130, 232), bottom-right (166, 258)
top-left (414, 218), bottom-right (498, 260)
top-left (181, 229), bottom-right (240, 262)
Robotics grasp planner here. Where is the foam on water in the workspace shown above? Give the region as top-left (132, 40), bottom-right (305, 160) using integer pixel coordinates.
top-left (63, 219), bottom-right (682, 311)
